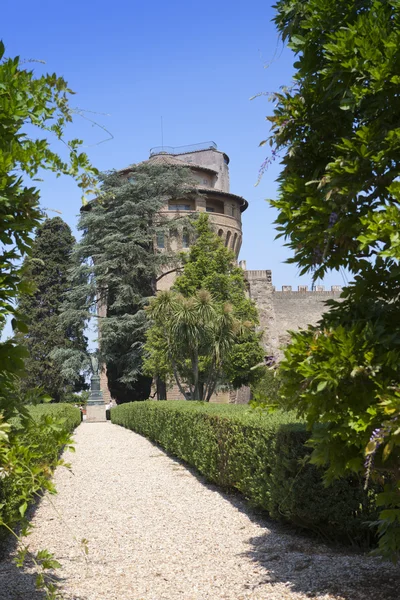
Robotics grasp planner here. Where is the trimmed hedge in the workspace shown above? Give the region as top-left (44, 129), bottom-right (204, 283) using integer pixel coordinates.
top-left (25, 403), bottom-right (81, 430)
top-left (112, 401), bottom-right (378, 547)
top-left (1, 404), bottom-right (81, 541)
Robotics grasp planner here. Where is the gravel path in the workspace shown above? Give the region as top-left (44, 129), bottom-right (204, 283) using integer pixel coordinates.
top-left (0, 422), bottom-right (399, 600)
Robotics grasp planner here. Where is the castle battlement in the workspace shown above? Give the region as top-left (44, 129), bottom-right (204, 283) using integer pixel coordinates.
top-left (244, 269), bottom-right (272, 281)
top-left (273, 285), bottom-right (342, 293)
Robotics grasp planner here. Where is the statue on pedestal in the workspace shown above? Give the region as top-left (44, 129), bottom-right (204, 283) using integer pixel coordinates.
top-left (90, 354), bottom-right (100, 376)
top-left (88, 352), bottom-right (103, 405)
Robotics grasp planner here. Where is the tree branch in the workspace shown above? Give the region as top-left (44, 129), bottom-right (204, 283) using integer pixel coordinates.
top-left (156, 267), bottom-right (183, 283)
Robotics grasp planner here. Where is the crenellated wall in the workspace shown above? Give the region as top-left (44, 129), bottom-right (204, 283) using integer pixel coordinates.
top-left (243, 267), bottom-right (342, 359)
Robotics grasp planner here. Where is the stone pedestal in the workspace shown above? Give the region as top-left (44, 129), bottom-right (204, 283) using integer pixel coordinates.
top-left (86, 373), bottom-right (106, 423)
top-left (86, 404), bottom-right (107, 422)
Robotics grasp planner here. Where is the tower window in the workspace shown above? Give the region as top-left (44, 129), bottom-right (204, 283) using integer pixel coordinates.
top-left (206, 207), bottom-right (215, 213)
top-left (225, 231), bottom-right (231, 247)
top-left (157, 232), bottom-right (165, 249)
top-left (182, 231), bottom-right (189, 248)
top-left (169, 204), bottom-right (191, 211)
top-left (232, 233), bottom-right (238, 252)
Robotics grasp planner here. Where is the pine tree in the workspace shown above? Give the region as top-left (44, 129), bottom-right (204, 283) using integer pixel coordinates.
top-left (59, 163), bottom-right (195, 403)
top-left (17, 217), bottom-right (87, 402)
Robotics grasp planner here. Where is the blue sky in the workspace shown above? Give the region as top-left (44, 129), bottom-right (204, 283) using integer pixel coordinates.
top-left (5, 0), bottom-right (343, 291)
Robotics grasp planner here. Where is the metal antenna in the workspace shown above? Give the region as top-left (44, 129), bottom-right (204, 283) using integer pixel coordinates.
top-left (161, 116), bottom-right (164, 150)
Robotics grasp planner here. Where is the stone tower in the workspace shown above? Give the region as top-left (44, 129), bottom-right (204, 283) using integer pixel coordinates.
top-left (145, 142), bottom-right (248, 289)
top-left (98, 142), bottom-right (342, 404)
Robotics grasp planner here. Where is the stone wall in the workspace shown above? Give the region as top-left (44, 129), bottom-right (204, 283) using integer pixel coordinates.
top-left (178, 148), bottom-right (230, 192)
top-left (244, 268), bottom-right (342, 359)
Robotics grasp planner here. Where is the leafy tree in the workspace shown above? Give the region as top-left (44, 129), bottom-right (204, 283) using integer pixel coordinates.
top-left (144, 214), bottom-right (264, 398)
top-left (16, 218), bottom-right (87, 402)
top-left (0, 40), bottom-right (97, 593)
top-left (0, 40), bottom-right (97, 417)
top-left (145, 290), bottom-right (250, 401)
top-left (265, 0), bottom-right (400, 559)
top-left (59, 164), bottom-right (195, 403)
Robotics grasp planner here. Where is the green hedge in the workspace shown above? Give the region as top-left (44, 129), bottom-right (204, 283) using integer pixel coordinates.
top-left (0, 404), bottom-right (81, 541)
top-left (112, 401), bottom-right (378, 547)
top-left (26, 403), bottom-right (82, 429)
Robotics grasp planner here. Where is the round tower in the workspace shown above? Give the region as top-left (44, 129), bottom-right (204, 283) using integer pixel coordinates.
top-left (145, 142), bottom-right (248, 290)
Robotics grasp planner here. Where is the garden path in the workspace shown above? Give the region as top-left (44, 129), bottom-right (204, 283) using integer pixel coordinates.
top-left (0, 422), bottom-right (399, 600)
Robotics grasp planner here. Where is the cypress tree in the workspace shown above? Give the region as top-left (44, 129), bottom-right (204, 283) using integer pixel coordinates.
top-left (17, 217), bottom-right (87, 401)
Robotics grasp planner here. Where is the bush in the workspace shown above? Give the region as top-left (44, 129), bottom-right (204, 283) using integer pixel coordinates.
top-left (112, 401), bottom-right (379, 547)
top-left (0, 404), bottom-right (81, 541)
top-left (251, 368), bottom-right (282, 405)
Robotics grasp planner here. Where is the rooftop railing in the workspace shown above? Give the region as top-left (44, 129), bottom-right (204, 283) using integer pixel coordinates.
top-left (149, 141), bottom-right (217, 157)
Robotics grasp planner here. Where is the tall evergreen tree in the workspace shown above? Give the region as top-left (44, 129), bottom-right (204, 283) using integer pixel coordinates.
top-left (144, 214), bottom-right (265, 398)
top-left (59, 163), bottom-right (195, 403)
top-left (17, 217), bottom-right (87, 401)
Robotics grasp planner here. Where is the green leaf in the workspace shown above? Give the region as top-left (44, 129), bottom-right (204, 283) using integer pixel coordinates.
top-left (19, 501), bottom-right (28, 518)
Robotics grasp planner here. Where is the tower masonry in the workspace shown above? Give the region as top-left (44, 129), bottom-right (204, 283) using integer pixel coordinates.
top-left (241, 266), bottom-right (342, 361)
top-left (145, 142), bottom-right (248, 290)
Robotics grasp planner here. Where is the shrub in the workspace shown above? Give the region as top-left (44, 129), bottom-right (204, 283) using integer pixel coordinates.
top-left (251, 368), bottom-right (282, 405)
top-left (0, 404), bottom-right (80, 542)
top-left (112, 401), bottom-right (379, 547)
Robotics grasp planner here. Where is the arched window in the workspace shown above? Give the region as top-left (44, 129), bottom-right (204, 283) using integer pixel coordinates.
top-left (218, 229), bottom-right (223, 237)
top-left (182, 230), bottom-right (189, 248)
top-left (231, 233), bottom-right (238, 252)
top-left (225, 231), bottom-right (231, 247)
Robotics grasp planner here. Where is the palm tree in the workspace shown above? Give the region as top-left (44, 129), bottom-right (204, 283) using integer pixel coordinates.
top-left (145, 289), bottom-right (247, 401)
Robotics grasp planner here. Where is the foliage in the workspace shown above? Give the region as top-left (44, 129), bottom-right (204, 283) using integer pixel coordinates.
top-left (264, 0), bottom-right (400, 559)
top-left (16, 218), bottom-right (88, 402)
top-left (112, 401), bottom-right (379, 546)
top-left (0, 41), bottom-right (96, 595)
top-left (267, 0), bottom-right (400, 279)
top-left (0, 41), bottom-right (97, 413)
top-left (0, 403), bottom-right (80, 598)
top-left (58, 164), bottom-right (195, 403)
top-left (1, 403), bottom-right (80, 539)
top-left (144, 214), bottom-right (264, 397)
top-left (251, 367), bottom-right (282, 406)
top-left (144, 289), bottom-right (252, 401)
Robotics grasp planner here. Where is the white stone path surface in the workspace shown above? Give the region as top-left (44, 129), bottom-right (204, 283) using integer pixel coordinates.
top-left (0, 422), bottom-right (399, 600)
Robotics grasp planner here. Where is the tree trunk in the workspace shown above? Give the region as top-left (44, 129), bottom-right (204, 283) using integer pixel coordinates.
top-left (156, 377), bottom-right (167, 400)
top-left (198, 381), bottom-right (204, 401)
top-left (192, 350), bottom-right (200, 400)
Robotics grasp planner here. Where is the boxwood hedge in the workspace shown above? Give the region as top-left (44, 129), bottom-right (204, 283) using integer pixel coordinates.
top-left (112, 401), bottom-right (378, 547)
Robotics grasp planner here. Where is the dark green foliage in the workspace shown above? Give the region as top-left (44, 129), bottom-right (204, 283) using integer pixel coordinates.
top-left (0, 42), bottom-right (96, 584)
top-left (60, 164), bottom-right (194, 403)
top-left (0, 41), bottom-right (97, 416)
top-left (0, 404), bottom-right (80, 542)
top-left (16, 218), bottom-right (87, 402)
top-left (265, 0), bottom-right (400, 559)
top-left (144, 214), bottom-right (264, 397)
top-left (269, 0), bottom-right (400, 279)
top-left (112, 401), bottom-right (379, 546)
top-left (251, 368), bottom-right (282, 405)
top-left (175, 215), bottom-right (264, 389)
